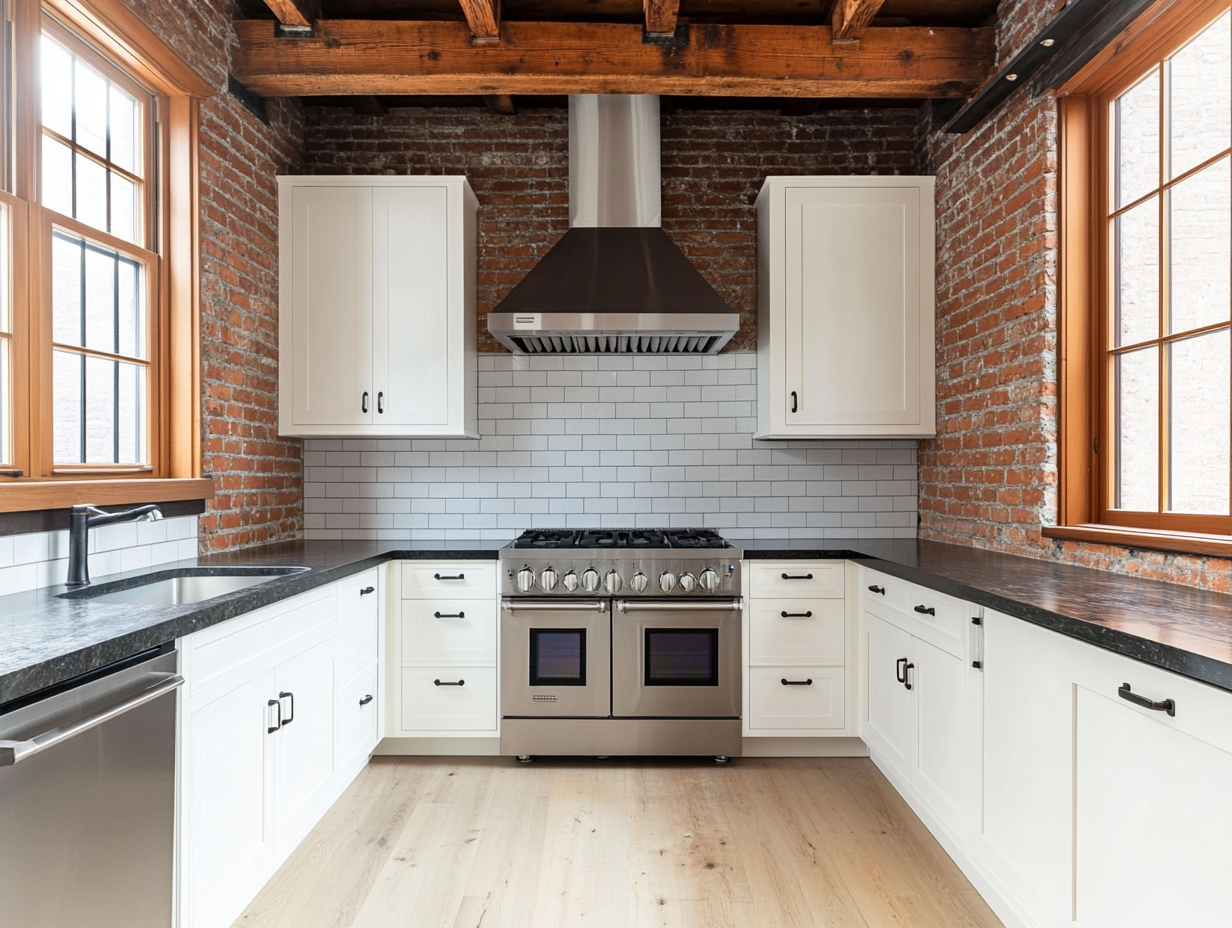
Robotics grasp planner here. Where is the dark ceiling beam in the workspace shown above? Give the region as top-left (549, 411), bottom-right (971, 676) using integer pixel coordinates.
top-left (458, 0), bottom-right (501, 42)
top-left (831, 0), bottom-right (889, 42)
top-left (232, 20), bottom-right (994, 98)
top-left (261, 0), bottom-right (319, 29)
top-left (644, 0), bottom-right (681, 36)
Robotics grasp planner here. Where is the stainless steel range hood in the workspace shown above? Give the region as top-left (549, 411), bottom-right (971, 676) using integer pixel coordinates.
top-left (487, 95), bottom-right (740, 355)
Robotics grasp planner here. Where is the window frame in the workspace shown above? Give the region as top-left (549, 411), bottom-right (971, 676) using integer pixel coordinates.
top-left (1051, 0), bottom-right (1232, 557)
top-left (0, 0), bottom-right (212, 512)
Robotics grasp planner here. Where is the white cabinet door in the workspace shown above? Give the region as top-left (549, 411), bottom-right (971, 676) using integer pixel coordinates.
top-left (862, 611), bottom-right (915, 775)
top-left (785, 184), bottom-right (922, 430)
top-left (289, 185), bottom-right (373, 426)
top-left (912, 635), bottom-right (966, 834)
top-left (184, 672), bottom-right (276, 928)
top-left (1074, 676), bottom-right (1232, 927)
top-left (272, 638), bottom-right (336, 854)
top-left (372, 185), bottom-right (450, 428)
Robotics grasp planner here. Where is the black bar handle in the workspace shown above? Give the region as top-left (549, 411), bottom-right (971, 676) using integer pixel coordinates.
top-left (780, 610), bottom-right (813, 618)
top-left (781, 573), bottom-right (814, 580)
top-left (914, 605), bottom-right (936, 616)
top-left (434, 679), bottom-right (466, 687)
top-left (434, 573), bottom-right (466, 581)
top-left (904, 662), bottom-right (914, 691)
top-left (359, 586), bottom-right (375, 596)
top-left (279, 691), bottom-right (295, 725)
top-left (362, 391), bottom-right (369, 413)
top-left (267, 698), bottom-right (282, 734)
top-left (790, 390), bottom-right (798, 413)
top-left (868, 585), bottom-right (886, 595)
top-left (896, 657), bottom-right (908, 684)
top-left (434, 611), bottom-right (466, 619)
top-left (377, 391), bottom-right (384, 414)
top-left (1118, 682), bottom-right (1175, 717)
top-left (359, 694), bottom-right (374, 707)
top-left (781, 678), bottom-right (813, 686)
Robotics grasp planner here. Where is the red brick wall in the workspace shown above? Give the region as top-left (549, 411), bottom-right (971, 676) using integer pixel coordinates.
top-left (301, 105), bottom-right (926, 351)
top-left (919, 0), bottom-right (1232, 591)
top-left (121, 0), bottom-right (304, 552)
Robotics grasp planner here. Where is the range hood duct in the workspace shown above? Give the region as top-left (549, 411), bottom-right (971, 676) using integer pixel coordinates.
top-left (487, 95), bottom-right (740, 355)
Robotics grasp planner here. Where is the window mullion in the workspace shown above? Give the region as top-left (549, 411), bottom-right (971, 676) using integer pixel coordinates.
top-left (1157, 63), bottom-right (1170, 516)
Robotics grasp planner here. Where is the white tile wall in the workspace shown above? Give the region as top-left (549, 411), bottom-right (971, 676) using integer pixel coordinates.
top-left (0, 515), bottom-right (199, 597)
top-left (303, 354), bottom-right (919, 542)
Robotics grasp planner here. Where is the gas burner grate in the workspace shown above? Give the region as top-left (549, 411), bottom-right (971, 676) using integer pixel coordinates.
top-left (511, 528), bottom-right (729, 550)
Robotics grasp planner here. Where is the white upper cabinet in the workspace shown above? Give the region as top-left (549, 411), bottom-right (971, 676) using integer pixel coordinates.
top-left (278, 176), bottom-right (478, 438)
top-left (756, 176), bottom-right (936, 439)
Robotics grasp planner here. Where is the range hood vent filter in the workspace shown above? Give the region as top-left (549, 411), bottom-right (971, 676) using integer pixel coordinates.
top-left (506, 333), bottom-right (723, 355)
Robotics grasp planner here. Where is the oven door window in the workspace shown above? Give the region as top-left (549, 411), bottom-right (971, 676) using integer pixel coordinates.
top-left (644, 629), bottom-right (719, 686)
top-left (529, 629), bottom-right (587, 686)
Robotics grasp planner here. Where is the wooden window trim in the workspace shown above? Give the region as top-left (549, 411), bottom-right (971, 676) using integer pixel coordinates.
top-left (0, 0), bottom-right (213, 511)
top-left (1050, 0), bottom-right (1232, 558)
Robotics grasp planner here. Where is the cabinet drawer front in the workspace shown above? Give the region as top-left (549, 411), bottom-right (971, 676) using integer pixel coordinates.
top-left (747, 666), bottom-right (845, 731)
top-left (336, 667), bottom-right (380, 771)
top-left (337, 567), bottom-right (380, 615)
top-left (862, 569), bottom-right (965, 658)
top-left (749, 561), bottom-right (845, 599)
top-left (185, 586), bottom-right (336, 700)
top-left (399, 667), bottom-right (497, 733)
top-left (748, 598), bottom-right (845, 664)
top-left (401, 598), bottom-right (497, 664)
top-left (400, 562), bottom-right (496, 599)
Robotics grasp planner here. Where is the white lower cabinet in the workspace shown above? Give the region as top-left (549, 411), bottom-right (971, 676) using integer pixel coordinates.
top-left (390, 560), bottom-right (499, 738)
top-left (179, 573), bottom-right (384, 928)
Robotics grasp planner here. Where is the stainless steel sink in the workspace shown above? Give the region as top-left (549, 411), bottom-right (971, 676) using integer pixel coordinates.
top-left (60, 568), bottom-right (308, 606)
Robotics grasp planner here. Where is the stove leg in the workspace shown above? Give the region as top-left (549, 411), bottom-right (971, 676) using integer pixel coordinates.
top-left (516, 755), bottom-right (532, 763)
top-left (714, 755), bottom-right (731, 764)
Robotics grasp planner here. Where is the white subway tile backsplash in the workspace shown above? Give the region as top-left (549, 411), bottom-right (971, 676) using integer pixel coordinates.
top-left (303, 356), bottom-right (918, 542)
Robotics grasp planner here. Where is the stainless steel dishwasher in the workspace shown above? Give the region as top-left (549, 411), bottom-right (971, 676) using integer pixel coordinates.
top-left (0, 646), bottom-right (182, 928)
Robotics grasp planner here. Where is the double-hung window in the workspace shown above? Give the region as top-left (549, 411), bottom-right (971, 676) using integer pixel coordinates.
top-left (1055, 0), bottom-right (1232, 555)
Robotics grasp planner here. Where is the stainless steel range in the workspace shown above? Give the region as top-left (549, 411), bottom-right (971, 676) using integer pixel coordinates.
top-left (499, 529), bottom-right (743, 760)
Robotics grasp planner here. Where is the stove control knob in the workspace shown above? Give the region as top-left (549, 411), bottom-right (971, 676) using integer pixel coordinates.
top-left (604, 570), bottom-right (623, 594)
top-left (659, 571), bottom-right (678, 593)
top-left (630, 572), bottom-right (649, 594)
top-left (699, 568), bottom-right (720, 594)
top-left (679, 572), bottom-right (697, 593)
top-left (516, 567), bottom-right (537, 593)
top-left (562, 570), bottom-right (579, 592)
top-left (540, 567), bottom-right (559, 592)
top-left (581, 568), bottom-right (601, 593)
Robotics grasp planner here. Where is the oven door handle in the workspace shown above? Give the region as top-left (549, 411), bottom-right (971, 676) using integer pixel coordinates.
top-left (501, 599), bottom-right (607, 612)
top-left (616, 599), bottom-right (743, 613)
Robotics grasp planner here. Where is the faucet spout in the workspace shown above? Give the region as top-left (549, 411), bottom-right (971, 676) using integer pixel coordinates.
top-left (66, 503), bottom-right (164, 587)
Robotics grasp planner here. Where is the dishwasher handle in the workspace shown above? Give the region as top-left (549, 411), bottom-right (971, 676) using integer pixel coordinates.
top-left (0, 672), bottom-right (183, 767)
top-left (616, 599), bottom-right (743, 613)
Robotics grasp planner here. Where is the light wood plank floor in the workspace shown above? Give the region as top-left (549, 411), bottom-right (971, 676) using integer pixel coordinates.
top-left (233, 756), bottom-right (1002, 928)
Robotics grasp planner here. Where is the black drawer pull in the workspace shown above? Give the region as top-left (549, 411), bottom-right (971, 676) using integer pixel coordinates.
top-left (377, 391), bottom-right (384, 414)
top-left (903, 662), bottom-right (914, 690)
top-left (790, 390), bottom-right (799, 413)
top-left (279, 691), bottom-right (295, 725)
top-left (434, 611), bottom-right (466, 619)
top-left (781, 678), bottom-right (813, 686)
top-left (361, 391), bottom-right (369, 413)
top-left (359, 586), bottom-right (375, 596)
top-left (867, 585), bottom-right (885, 595)
top-left (781, 573), bottom-right (814, 580)
top-left (434, 573), bottom-right (466, 581)
top-left (780, 610), bottom-right (813, 618)
top-left (434, 679), bottom-right (466, 687)
top-left (1118, 683), bottom-right (1175, 717)
top-left (913, 605), bottom-right (936, 616)
top-left (267, 698), bottom-right (282, 733)
top-left (896, 657), bottom-right (908, 684)
top-left (359, 694), bottom-right (374, 707)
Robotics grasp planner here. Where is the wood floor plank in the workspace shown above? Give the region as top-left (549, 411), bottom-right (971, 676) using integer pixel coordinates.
top-left (233, 757), bottom-right (1004, 928)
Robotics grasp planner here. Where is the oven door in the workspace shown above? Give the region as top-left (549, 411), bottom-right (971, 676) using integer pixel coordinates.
top-left (500, 599), bottom-right (611, 718)
top-left (611, 599), bottom-right (742, 718)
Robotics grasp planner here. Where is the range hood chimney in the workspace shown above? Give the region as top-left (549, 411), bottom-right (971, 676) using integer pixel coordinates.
top-left (487, 95), bottom-right (740, 355)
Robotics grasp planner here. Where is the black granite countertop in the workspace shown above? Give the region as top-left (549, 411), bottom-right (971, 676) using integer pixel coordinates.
top-left (742, 538), bottom-right (1232, 692)
top-left (0, 540), bottom-right (501, 705)
top-left (4, 535), bottom-right (1232, 707)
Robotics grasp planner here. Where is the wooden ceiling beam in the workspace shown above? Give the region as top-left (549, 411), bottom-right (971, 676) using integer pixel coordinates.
top-left (831, 0), bottom-right (888, 43)
top-left (458, 0), bottom-right (501, 42)
top-left (232, 20), bottom-right (993, 98)
top-left (261, 0), bottom-right (319, 29)
top-left (644, 0), bottom-right (681, 36)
